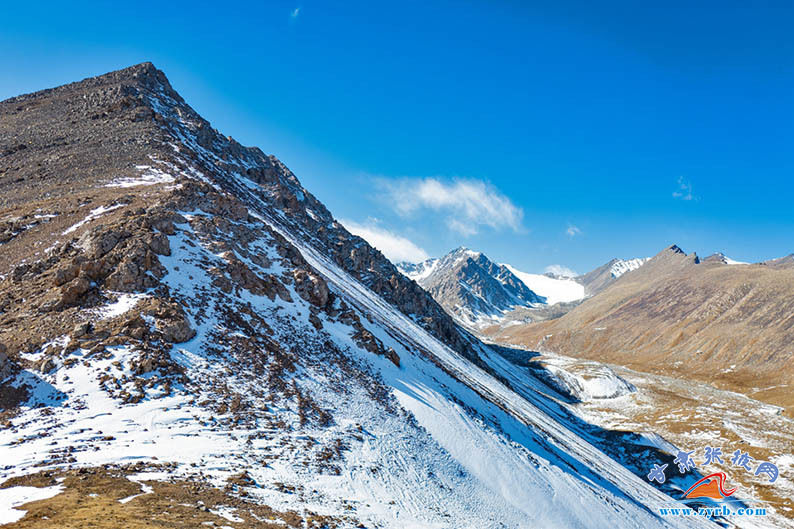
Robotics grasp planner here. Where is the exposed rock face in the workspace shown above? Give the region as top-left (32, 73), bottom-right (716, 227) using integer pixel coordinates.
top-left (101, 63), bottom-right (487, 367)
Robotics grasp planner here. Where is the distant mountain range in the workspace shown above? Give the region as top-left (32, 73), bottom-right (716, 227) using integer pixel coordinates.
top-left (399, 241), bottom-right (794, 418)
top-left (398, 249), bottom-right (649, 328)
top-left (486, 244), bottom-right (794, 415)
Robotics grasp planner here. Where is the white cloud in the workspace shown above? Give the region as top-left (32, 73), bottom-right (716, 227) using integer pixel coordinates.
top-left (447, 218), bottom-right (477, 237)
top-left (566, 225), bottom-right (582, 238)
top-left (672, 176), bottom-right (695, 201)
top-left (544, 264), bottom-right (577, 278)
top-left (340, 219), bottom-right (429, 264)
top-left (290, 7), bottom-right (301, 18)
top-left (382, 177), bottom-right (523, 236)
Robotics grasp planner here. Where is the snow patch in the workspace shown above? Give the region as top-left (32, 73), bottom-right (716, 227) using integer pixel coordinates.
top-left (0, 485), bottom-right (64, 524)
top-left (118, 483), bottom-right (154, 504)
top-left (62, 204), bottom-right (125, 235)
top-left (106, 165), bottom-right (176, 188)
top-left (610, 258), bottom-right (649, 278)
top-left (504, 265), bottom-right (585, 305)
top-left (542, 362), bottom-right (637, 401)
top-left (94, 293), bottom-right (149, 319)
top-left (210, 506), bottom-right (244, 523)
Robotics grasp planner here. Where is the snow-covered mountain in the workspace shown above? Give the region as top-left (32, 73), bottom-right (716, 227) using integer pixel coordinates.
top-left (574, 256), bottom-right (650, 296)
top-left (399, 252), bottom-right (652, 328)
top-left (609, 257), bottom-right (651, 277)
top-left (397, 247), bottom-right (545, 327)
top-left (0, 63), bottom-right (728, 528)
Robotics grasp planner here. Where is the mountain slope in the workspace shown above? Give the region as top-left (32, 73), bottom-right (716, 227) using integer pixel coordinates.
top-left (0, 63), bottom-right (722, 528)
top-left (398, 247), bottom-right (544, 327)
top-left (575, 257), bottom-right (650, 296)
top-left (764, 253), bottom-right (794, 269)
top-left (488, 244), bottom-right (794, 415)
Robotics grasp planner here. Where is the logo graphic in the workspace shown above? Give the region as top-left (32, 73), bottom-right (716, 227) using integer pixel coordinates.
top-left (682, 472), bottom-right (736, 500)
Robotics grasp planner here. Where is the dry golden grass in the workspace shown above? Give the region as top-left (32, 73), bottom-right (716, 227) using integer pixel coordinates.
top-left (1, 467), bottom-right (346, 528)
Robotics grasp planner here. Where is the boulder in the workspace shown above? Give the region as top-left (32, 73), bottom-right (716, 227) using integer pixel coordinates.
top-left (72, 321), bottom-right (93, 338)
top-left (54, 262), bottom-right (81, 286)
top-left (147, 232), bottom-right (171, 256)
top-left (78, 226), bottom-right (124, 259)
top-left (292, 269), bottom-right (329, 308)
top-left (155, 312), bottom-right (196, 343)
top-left (52, 276), bottom-right (91, 309)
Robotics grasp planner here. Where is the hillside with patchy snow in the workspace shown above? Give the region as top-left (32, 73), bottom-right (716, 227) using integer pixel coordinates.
top-left (0, 63), bottom-right (747, 528)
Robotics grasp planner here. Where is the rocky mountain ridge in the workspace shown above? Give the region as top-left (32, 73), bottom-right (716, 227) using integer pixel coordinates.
top-left (575, 256), bottom-right (650, 296)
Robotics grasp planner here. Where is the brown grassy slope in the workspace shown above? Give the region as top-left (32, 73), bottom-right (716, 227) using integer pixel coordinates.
top-left (1, 467), bottom-right (345, 528)
top-left (485, 245), bottom-right (794, 415)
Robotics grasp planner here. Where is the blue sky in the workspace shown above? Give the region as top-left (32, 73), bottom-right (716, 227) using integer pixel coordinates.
top-left (2, 1), bottom-right (792, 273)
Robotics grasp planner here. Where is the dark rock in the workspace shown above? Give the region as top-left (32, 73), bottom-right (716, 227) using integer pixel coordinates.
top-left (147, 232), bottom-right (171, 256)
top-left (0, 347), bottom-right (12, 380)
top-left (292, 269), bottom-right (329, 308)
top-left (72, 321), bottom-right (92, 338)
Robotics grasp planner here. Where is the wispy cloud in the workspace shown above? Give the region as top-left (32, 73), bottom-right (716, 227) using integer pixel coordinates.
top-left (566, 225), bottom-right (582, 238)
top-left (340, 218), bottom-right (429, 264)
top-left (381, 177), bottom-right (523, 236)
top-left (672, 176), bottom-right (696, 201)
top-left (290, 7), bottom-right (301, 19)
top-left (545, 264), bottom-right (577, 278)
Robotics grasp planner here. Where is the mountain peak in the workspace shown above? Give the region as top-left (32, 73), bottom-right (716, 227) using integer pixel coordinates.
top-left (667, 244), bottom-right (685, 254)
top-left (451, 246), bottom-right (479, 257)
top-left (400, 247), bottom-right (543, 327)
top-left (100, 61), bottom-right (166, 84)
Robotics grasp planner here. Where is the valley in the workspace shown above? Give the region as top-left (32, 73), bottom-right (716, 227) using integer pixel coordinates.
top-left (486, 344), bottom-right (794, 528)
